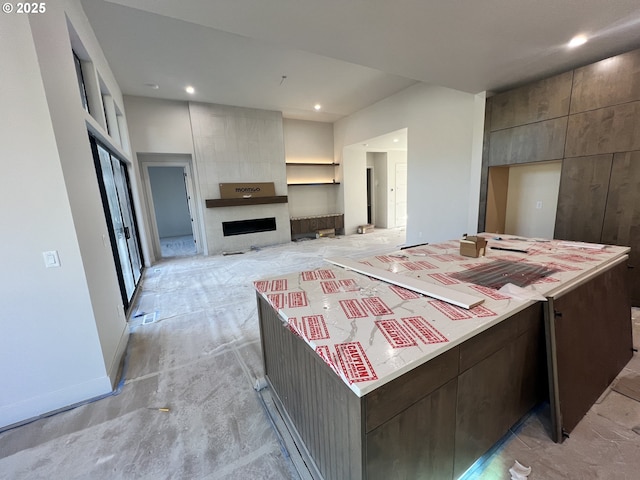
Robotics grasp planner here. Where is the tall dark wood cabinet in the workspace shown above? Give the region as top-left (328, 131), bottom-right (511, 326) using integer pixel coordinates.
top-left (554, 155), bottom-right (613, 244)
top-left (601, 152), bottom-right (640, 304)
top-left (481, 48), bottom-right (640, 306)
top-left (555, 152), bottom-right (640, 305)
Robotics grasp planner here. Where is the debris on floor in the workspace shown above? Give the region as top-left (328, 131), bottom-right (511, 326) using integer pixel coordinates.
top-left (612, 375), bottom-right (640, 402)
top-left (509, 460), bottom-right (531, 479)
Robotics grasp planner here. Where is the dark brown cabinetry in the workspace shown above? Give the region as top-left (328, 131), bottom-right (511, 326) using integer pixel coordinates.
top-left (601, 152), bottom-right (640, 304)
top-left (290, 213), bottom-right (344, 238)
top-left (554, 152), bottom-right (640, 305)
top-left (259, 296), bottom-right (544, 480)
top-left (481, 47), bottom-right (640, 305)
top-left (553, 155), bottom-right (613, 244)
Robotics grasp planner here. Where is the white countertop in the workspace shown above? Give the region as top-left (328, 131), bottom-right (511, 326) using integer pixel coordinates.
top-left (255, 234), bottom-right (629, 397)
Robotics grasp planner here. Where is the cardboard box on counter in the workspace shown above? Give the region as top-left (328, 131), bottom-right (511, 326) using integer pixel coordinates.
top-left (460, 234), bottom-right (487, 258)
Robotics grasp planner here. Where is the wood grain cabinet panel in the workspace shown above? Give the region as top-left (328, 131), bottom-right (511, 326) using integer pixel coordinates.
top-left (601, 151), bottom-right (640, 304)
top-left (570, 49), bottom-right (640, 114)
top-left (554, 155), bottom-right (613, 243)
top-left (366, 379), bottom-right (457, 480)
top-left (551, 261), bottom-right (632, 434)
top-left (365, 347), bottom-right (458, 432)
top-left (258, 297), bottom-right (363, 479)
top-left (490, 71), bottom-right (573, 131)
top-left (454, 305), bottom-right (545, 478)
top-left (565, 101), bottom-right (640, 157)
top-left (489, 117), bottom-right (567, 166)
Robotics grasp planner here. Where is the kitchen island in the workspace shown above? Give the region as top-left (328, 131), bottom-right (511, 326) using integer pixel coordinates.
top-left (255, 235), bottom-right (632, 479)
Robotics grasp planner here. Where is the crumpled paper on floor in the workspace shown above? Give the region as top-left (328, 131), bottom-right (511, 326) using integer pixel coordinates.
top-left (509, 460), bottom-right (532, 480)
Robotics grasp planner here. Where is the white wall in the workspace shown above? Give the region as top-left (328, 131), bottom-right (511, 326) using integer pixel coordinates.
top-left (124, 96), bottom-right (195, 155)
top-left (148, 167), bottom-right (192, 238)
top-left (283, 118), bottom-right (333, 162)
top-left (341, 147), bottom-right (369, 232)
top-left (334, 83), bottom-right (484, 243)
top-left (505, 162), bottom-right (562, 239)
top-left (0, 1), bottom-right (129, 428)
top-left (123, 96), bottom-right (201, 264)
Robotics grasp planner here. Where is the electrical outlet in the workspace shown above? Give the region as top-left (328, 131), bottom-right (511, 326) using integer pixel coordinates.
top-left (43, 250), bottom-right (60, 268)
top-left (536, 201), bottom-right (543, 209)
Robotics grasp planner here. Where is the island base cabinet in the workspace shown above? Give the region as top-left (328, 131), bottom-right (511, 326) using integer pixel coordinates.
top-left (258, 295), bottom-right (545, 480)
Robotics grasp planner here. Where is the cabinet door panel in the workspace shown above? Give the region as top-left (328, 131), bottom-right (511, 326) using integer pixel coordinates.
top-left (490, 71), bottom-right (572, 131)
top-left (554, 155), bottom-right (613, 243)
top-left (489, 117), bottom-right (567, 166)
top-left (601, 151), bottom-right (640, 304)
top-left (565, 101), bottom-right (640, 157)
top-left (570, 49), bottom-right (640, 114)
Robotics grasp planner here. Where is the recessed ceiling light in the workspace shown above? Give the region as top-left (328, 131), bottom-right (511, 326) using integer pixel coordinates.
top-left (185, 86), bottom-right (195, 94)
top-left (393, 138), bottom-right (399, 143)
top-left (144, 83), bottom-right (159, 89)
top-left (568, 35), bottom-right (587, 48)
top-left (314, 104), bottom-right (322, 111)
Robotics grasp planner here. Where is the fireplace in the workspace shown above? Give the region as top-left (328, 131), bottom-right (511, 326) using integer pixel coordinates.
top-left (222, 217), bottom-right (277, 236)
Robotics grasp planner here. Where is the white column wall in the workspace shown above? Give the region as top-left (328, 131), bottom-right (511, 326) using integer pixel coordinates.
top-left (335, 83), bottom-right (484, 243)
top-left (29, 0), bottom-right (130, 387)
top-left (189, 102), bottom-right (290, 254)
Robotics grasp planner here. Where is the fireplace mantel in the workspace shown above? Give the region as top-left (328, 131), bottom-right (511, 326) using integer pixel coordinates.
top-left (205, 196), bottom-right (288, 208)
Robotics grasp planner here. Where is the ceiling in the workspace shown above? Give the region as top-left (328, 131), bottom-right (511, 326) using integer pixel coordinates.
top-left (81, 0), bottom-right (640, 125)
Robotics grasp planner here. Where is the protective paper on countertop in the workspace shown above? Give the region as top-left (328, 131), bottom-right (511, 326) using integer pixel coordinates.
top-left (498, 283), bottom-right (547, 301)
top-left (254, 234), bottom-right (629, 396)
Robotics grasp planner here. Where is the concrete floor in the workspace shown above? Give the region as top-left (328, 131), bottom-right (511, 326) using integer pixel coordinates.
top-left (159, 234), bottom-right (196, 258)
top-left (1, 228), bottom-right (639, 479)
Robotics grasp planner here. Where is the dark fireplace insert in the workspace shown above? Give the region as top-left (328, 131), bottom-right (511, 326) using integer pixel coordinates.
top-left (222, 217), bottom-right (276, 236)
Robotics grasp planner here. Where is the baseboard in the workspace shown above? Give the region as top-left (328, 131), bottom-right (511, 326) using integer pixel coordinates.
top-left (0, 375), bottom-right (112, 431)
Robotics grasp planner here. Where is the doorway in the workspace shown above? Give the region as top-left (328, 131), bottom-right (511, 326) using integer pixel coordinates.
top-left (366, 167), bottom-right (374, 225)
top-left (140, 155), bottom-right (202, 260)
top-left (148, 166), bottom-right (195, 257)
top-left (394, 162), bottom-right (407, 227)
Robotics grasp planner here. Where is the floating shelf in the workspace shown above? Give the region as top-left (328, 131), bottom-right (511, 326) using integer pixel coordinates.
top-left (287, 182), bottom-right (340, 186)
top-left (205, 196), bottom-right (288, 208)
top-left (286, 162), bottom-right (340, 166)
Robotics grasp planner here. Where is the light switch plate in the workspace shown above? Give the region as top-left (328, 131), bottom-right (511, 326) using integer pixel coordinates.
top-left (43, 250), bottom-right (60, 268)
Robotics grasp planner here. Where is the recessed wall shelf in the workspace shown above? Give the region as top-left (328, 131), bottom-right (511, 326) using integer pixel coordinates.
top-left (205, 196), bottom-right (288, 208)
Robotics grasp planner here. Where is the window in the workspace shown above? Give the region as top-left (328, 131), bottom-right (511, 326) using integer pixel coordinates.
top-left (73, 50), bottom-right (89, 113)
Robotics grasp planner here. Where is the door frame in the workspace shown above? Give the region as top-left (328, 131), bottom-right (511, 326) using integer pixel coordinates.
top-left (90, 135), bottom-right (144, 309)
top-left (139, 155), bottom-right (204, 260)
top-left (366, 166), bottom-right (375, 225)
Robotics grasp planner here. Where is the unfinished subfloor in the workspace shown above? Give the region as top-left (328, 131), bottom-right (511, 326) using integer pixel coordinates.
top-left (1, 228), bottom-right (639, 479)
